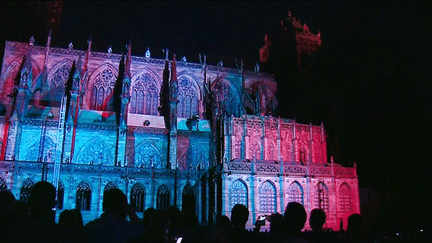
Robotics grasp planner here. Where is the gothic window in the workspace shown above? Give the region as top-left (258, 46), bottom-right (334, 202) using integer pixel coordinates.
top-left (234, 139), bottom-right (242, 159)
top-left (57, 181), bottom-right (64, 210)
top-left (76, 181), bottom-right (91, 211)
top-left (182, 183), bottom-right (195, 214)
top-left (260, 181), bottom-right (277, 213)
top-left (315, 182), bottom-right (329, 213)
top-left (76, 139), bottom-right (114, 166)
top-left (25, 137), bottom-right (56, 162)
top-left (299, 146), bottom-right (307, 163)
top-left (230, 179), bottom-right (248, 209)
top-left (20, 178), bottom-right (35, 203)
top-left (157, 185), bottom-right (170, 211)
top-left (288, 182), bottom-right (304, 205)
top-left (130, 73), bottom-right (159, 115)
top-left (130, 183), bottom-right (145, 213)
top-left (268, 141), bottom-right (275, 161)
top-left (339, 183), bottom-right (352, 212)
top-left (187, 145), bottom-right (207, 170)
top-left (50, 62), bottom-right (72, 104)
top-left (103, 182), bottom-right (118, 197)
top-left (0, 177), bottom-right (7, 190)
top-left (212, 80), bottom-right (239, 117)
top-left (249, 142), bottom-right (261, 160)
top-left (90, 68), bottom-right (117, 111)
top-left (135, 143), bottom-right (163, 168)
top-left (178, 76), bottom-right (199, 118)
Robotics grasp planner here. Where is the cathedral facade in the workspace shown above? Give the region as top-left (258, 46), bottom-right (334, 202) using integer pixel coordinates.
top-left (0, 20), bottom-right (359, 230)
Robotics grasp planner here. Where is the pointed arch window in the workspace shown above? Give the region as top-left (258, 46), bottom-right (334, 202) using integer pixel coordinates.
top-left (135, 143), bottom-right (162, 168)
top-left (249, 142), bottom-right (261, 160)
top-left (315, 182), bottom-right (329, 213)
top-left (187, 145), bottom-right (207, 170)
top-left (339, 183), bottom-right (352, 212)
top-left (130, 73), bottom-right (159, 115)
top-left (230, 179), bottom-right (248, 208)
top-left (20, 178), bottom-right (35, 203)
top-left (131, 183), bottom-right (145, 213)
top-left (0, 177), bottom-right (7, 191)
top-left (234, 139), bottom-right (242, 159)
top-left (57, 181), bottom-right (65, 210)
top-left (260, 181), bottom-right (277, 213)
top-left (76, 181), bottom-right (92, 211)
top-left (288, 182), bottom-right (304, 205)
top-left (178, 76), bottom-right (199, 118)
top-left (50, 62), bottom-right (72, 105)
top-left (182, 183), bottom-right (195, 214)
top-left (90, 68), bottom-right (117, 111)
top-left (157, 185), bottom-right (170, 211)
top-left (76, 139), bottom-right (114, 166)
top-left (299, 145), bottom-right (308, 163)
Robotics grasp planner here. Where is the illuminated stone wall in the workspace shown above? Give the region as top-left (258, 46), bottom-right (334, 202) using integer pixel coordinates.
top-left (0, 40), bottom-right (359, 230)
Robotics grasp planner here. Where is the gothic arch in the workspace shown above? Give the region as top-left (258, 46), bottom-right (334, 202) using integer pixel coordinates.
top-left (157, 184), bottom-right (170, 211)
top-left (230, 179), bottom-right (248, 208)
top-left (76, 180), bottom-right (92, 211)
top-left (267, 140), bottom-right (276, 161)
top-left (57, 180), bottom-right (65, 210)
top-left (47, 60), bottom-right (73, 104)
top-left (288, 181), bottom-right (304, 205)
top-left (135, 142), bottom-right (163, 168)
top-left (259, 180), bottom-right (277, 213)
top-left (210, 78), bottom-right (241, 117)
top-left (315, 182), bottom-right (329, 213)
top-left (187, 144), bottom-right (208, 170)
top-left (182, 182), bottom-right (196, 214)
top-left (25, 135), bottom-right (56, 162)
top-left (129, 68), bottom-right (161, 115)
top-left (130, 183), bottom-right (145, 213)
top-left (248, 141), bottom-right (261, 160)
top-left (0, 177), bottom-right (7, 190)
top-left (20, 178), bottom-right (35, 203)
top-left (177, 73), bottom-right (200, 118)
top-left (339, 183), bottom-right (352, 212)
top-left (75, 137), bottom-right (115, 165)
top-left (85, 63), bottom-right (118, 110)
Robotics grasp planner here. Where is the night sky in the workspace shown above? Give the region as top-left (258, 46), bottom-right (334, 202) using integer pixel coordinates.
top-left (1, 1), bottom-right (431, 227)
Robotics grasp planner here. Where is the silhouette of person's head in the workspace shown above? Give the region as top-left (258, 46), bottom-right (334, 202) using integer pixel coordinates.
top-left (28, 181), bottom-right (56, 220)
top-left (231, 204), bottom-right (249, 229)
top-left (269, 213), bottom-right (284, 235)
top-left (0, 189), bottom-right (16, 216)
top-left (103, 188), bottom-right (127, 219)
top-left (59, 210), bottom-right (78, 229)
top-left (143, 207), bottom-right (156, 229)
top-left (214, 215), bottom-right (232, 233)
top-left (309, 209), bottom-right (326, 232)
top-left (284, 202), bottom-right (307, 236)
top-left (347, 214), bottom-right (363, 235)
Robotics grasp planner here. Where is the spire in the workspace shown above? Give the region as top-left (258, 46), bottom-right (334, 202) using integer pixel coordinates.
top-left (171, 54), bottom-right (177, 83)
top-left (125, 40), bottom-right (132, 78)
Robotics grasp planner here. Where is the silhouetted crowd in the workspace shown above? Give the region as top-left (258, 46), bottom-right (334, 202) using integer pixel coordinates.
top-left (0, 181), bottom-right (430, 242)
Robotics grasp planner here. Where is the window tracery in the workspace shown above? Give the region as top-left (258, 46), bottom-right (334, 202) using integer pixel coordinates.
top-left (178, 76), bottom-right (199, 118)
top-left (157, 185), bottom-right (170, 211)
top-left (315, 182), bottom-right (329, 213)
top-left (76, 139), bottom-right (114, 166)
top-left (20, 178), bottom-right (35, 203)
top-left (288, 182), bottom-right (304, 205)
top-left (76, 181), bottom-right (91, 211)
top-left (260, 181), bottom-right (276, 213)
top-left (130, 73), bottom-right (159, 115)
top-left (90, 68), bottom-right (117, 110)
top-left (25, 137), bottom-right (56, 162)
top-left (0, 177), bottom-right (6, 190)
top-left (131, 183), bottom-right (145, 213)
top-left (339, 183), bottom-right (352, 212)
top-left (187, 145), bottom-right (207, 170)
top-left (230, 179), bottom-right (248, 208)
top-left (135, 143), bottom-right (163, 168)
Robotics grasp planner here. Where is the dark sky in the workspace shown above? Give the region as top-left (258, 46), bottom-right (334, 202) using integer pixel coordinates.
top-left (1, 1), bottom-right (432, 224)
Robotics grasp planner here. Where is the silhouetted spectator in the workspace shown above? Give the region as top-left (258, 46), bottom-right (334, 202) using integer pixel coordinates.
top-left (269, 213), bottom-right (284, 243)
top-left (0, 189), bottom-right (16, 242)
top-left (138, 209), bottom-right (171, 243)
top-left (211, 215), bottom-right (232, 243)
top-left (142, 207), bottom-right (155, 230)
top-left (86, 188), bottom-right (143, 243)
top-left (59, 209), bottom-right (88, 243)
top-left (283, 202), bottom-right (308, 243)
top-left (13, 181), bottom-right (60, 242)
top-left (181, 212), bottom-right (199, 243)
top-left (229, 204), bottom-right (258, 243)
top-left (344, 214), bottom-right (364, 243)
top-left (307, 209), bottom-right (333, 243)
top-left (167, 206), bottom-right (184, 242)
